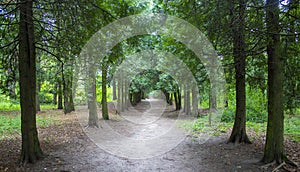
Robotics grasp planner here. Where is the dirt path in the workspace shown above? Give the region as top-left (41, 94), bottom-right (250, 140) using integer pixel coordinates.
top-left (2, 99), bottom-right (295, 171)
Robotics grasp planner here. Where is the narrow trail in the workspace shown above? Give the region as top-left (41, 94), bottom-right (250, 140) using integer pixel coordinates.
top-left (77, 99), bottom-right (191, 159)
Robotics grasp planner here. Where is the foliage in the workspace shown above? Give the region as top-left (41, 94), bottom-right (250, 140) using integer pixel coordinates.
top-left (0, 94), bottom-right (56, 111)
top-left (221, 87), bottom-right (267, 122)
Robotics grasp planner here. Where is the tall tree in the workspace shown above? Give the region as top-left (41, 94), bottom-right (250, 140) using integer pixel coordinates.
top-left (19, 0), bottom-right (43, 163)
top-left (87, 56), bottom-right (99, 127)
top-left (228, 0), bottom-right (251, 144)
top-left (262, 0), bottom-right (286, 164)
top-left (102, 59), bottom-right (109, 120)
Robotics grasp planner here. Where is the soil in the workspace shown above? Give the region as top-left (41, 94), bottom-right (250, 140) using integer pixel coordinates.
top-left (0, 100), bottom-right (299, 172)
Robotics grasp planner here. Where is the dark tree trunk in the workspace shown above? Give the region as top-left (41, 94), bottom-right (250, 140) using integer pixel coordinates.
top-left (262, 0), bottom-right (287, 164)
top-left (57, 79), bottom-right (63, 109)
top-left (63, 71), bottom-right (75, 114)
top-left (102, 60), bottom-right (109, 120)
top-left (183, 86), bottom-right (186, 112)
top-left (174, 92), bottom-right (178, 110)
top-left (87, 59), bottom-right (99, 127)
top-left (36, 80), bottom-right (40, 112)
top-left (228, 0), bottom-right (251, 144)
top-left (174, 86), bottom-right (181, 111)
top-left (19, 0), bottom-right (43, 163)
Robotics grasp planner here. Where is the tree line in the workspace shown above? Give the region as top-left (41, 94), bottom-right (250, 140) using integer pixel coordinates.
top-left (0, 0), bottom-right (299, 165)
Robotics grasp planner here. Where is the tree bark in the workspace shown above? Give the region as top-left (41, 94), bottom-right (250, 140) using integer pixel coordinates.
top-left (87, 58), bottom-right (99, 127)
top-left (36, 80), bottom-right (40, 112)
top-left (192, 84), bottom-right (198, 116)
top-left (112, 79), bottom-right (117, 100)
top-left (262, 0), bottom-right (286, 164)
top-left (186, 89), bottom-right (191, 115)
top-left (53, 83), bottom-right (57, 105)
top-left (57, 79), bottom-right (63, 109)
top-left (102, 60), bottom-right (109, 120)
top-left (228, 0), bottom-right (251, 144)
top-left (19, 0), bottom-right (43, 163)
top-left (117, 78), bottom-right (121, 113)
top-left (63, 70), bottom-right (75, 114)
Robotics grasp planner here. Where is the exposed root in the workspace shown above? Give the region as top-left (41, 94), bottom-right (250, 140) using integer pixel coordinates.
top-left (261, 161), bottom-right (276, 169)
top-left (283, 156), bottom-right (298, 167)
top-left (272, 161), bottom-right (285, 172)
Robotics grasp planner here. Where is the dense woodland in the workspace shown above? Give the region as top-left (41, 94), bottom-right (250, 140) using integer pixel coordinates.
top-left (0, 0), bottom-right (299, 171)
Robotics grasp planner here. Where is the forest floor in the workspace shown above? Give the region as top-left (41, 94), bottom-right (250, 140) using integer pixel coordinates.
top-left (0, 99), bottom-right (299, 172)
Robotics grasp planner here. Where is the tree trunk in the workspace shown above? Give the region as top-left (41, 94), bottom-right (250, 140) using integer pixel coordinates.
top-left (53, 83), bottom-right (57, 105)
top-left (192, 84), bottom-right (198, 116)
top-left (36, 80), bottom-right (40, 112)
top-left (117, 78), bottom-right (121, 113)
top-left (209, 89), bottom-right (216, 110)
top-left (63, 70), bottom-right (75, 114)
top-left (121, 75), bottom-right (125, 112)
top-left (262, 0), bottom-right (286, 164)
top-left (102, 60), bottom-right (109, 120)
top-left (57, 79), bottom-right (63, 109)
top-left (183, 85), bottom-right (187, 112)
top-left (186, 89), bottom-right (191, 115)
top-left (19, 0), bottom-right (43, 163)
top-left (112, 79), bottom-right (117, 100)
top-left (228, 0), bottom-right (251, 144)
top-left (125, 81), bottom-right (129, 110)
top-left (87, 58), bottom-right (99, 127)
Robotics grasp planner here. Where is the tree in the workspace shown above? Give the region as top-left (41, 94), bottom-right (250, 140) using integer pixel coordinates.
top-left (18, 0), bottom-right (43, 163)
top-left (102, 59), bottom-right (109, 120)
top-left (87, 56), bottom-right (99, 127)
top-left (228, 0), bottom-right (251, 144)
top-left (262, 0), bottom-right (286, 164)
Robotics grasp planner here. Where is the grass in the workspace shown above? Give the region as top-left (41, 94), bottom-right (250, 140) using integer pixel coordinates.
top-left (0, 102), bottom-right (57, 111)
top-left (0, 112), bottom-right (59, 140)
top-left (182, 115), bottom-right (300, 142)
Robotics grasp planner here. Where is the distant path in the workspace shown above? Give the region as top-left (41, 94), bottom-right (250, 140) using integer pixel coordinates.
top-left (76, 99), bottom-right (191, 159)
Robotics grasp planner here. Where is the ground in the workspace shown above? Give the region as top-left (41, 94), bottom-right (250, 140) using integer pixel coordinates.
top-left (0, 100), bottom-right (299, 172)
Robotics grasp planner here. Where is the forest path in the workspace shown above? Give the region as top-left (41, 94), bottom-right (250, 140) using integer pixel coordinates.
top-left (28, 99), bottom-right (262, 172)
top-left (1, 100), bottom-right (265, 172)
top-left (76, 98), bottom-right (191, 159)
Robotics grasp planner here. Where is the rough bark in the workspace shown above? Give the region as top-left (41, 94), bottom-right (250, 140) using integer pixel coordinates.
top-left (36, 80), bottom-right (40, 112)
top-left (63, 72), bottom-right (75, 114)
top-left (19, 0), bottom-right (43, 163)
top-left (102, 60), bottom-right (109, 120)
top-left (262, 0), bottom-right (286, 164)
top-left (228, 0), bottom-right (251, 144)
top-left (57, 79), bottom-right (63, 109)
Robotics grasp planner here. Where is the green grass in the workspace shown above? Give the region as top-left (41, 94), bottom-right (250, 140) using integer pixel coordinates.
top-left (0, 113), bottom-right (58, 140)
top-left (0, 102), bottom-right (57, 111)
top-left (183, 115), bottom-right (300, 142)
